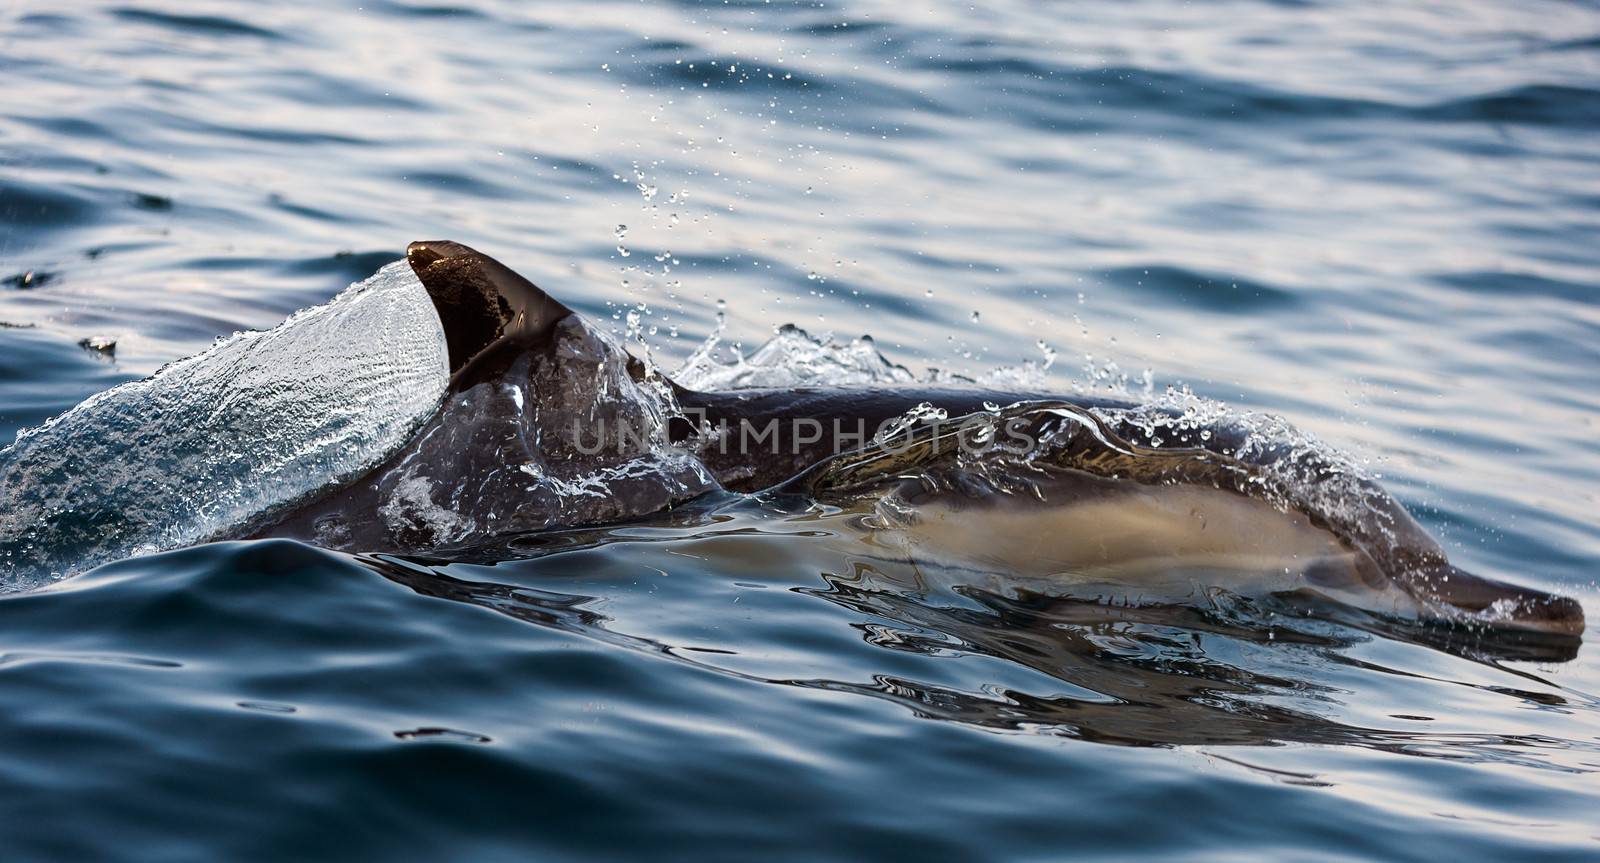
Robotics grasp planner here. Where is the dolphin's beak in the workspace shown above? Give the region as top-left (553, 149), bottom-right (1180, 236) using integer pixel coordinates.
top-left (406, 240), bottom-right (576, 377)
top-left (1423, 565), bottom-right (1585, 637)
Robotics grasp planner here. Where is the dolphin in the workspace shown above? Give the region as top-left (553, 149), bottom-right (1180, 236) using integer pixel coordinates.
top-left (246, 241), bottom-right (1583, 637)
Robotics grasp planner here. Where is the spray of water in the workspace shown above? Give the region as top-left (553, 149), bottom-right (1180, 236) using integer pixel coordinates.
top-left (0, 262), bottom-right (450, 588)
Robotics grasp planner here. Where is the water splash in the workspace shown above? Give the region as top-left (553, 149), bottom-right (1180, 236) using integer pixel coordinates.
top-left (675, 322), bottom-right (1379, 514)
top-left (675, 322), bottom-right (916, 390)
top-left (676, 318), bottom-right (1069, 393)
top-left (0, 262), bottom-right (449, 587)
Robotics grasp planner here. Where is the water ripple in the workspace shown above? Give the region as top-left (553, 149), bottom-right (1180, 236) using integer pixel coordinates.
top-left (2, 0), bottom-right (1598, 857)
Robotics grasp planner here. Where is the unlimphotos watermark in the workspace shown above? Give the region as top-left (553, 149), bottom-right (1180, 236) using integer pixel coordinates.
top-left (569, 409), bottom-right (1040, 458)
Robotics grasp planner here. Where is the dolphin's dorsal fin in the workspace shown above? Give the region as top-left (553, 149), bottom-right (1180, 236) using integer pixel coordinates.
top-left (407, 240), bottom-right (576, 380)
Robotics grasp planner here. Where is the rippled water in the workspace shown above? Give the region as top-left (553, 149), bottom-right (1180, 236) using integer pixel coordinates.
top-left (2, 1), bottom-right (1599, 859)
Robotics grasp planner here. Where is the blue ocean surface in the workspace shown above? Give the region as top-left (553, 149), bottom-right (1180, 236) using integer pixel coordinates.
top-left (2, 1), bottom-right (1599, 860)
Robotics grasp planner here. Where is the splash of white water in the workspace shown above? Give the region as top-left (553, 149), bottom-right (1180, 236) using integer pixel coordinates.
top-left (0, 261), bottom-right (449, 587)
top-left (673, 319), bottom-right (1057, 391)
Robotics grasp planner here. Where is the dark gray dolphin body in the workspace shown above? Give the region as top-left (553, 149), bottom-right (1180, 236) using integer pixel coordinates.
top-left (245, 241), bottom-right (1583, 638)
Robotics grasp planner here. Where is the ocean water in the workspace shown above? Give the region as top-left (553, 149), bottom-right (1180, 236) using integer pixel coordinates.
top-left (3, 1), bottom-right (1600, 860)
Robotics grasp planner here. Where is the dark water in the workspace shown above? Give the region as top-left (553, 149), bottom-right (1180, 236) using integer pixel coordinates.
top-left (3, 1), bottom-right (1600, 859)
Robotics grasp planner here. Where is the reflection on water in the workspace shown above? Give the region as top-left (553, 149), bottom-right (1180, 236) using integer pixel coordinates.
top-left (360, 503), bottom-right (1597, 773)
